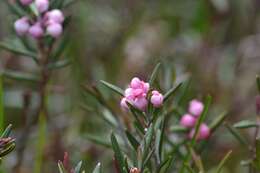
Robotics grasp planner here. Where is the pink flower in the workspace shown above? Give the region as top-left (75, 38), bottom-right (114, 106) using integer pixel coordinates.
top-left (35, 0), bottom-right (49, 13)
top-left (188, 123), bottom-right (210, 140)
top-left (150, 90), bottom-right (163, 107)
top-left (20, 0), bottom-right (33, 5)
top-left (28, 23), bottom-right (44, 38)
top-left (45, 9), bottom-right (64, 23)
top-left (133, 97), bottom-right (148, 111)
top-left (120, 97), bottom-right (129, 111)
top-left (14, 17), bottom-right (30, 36)
top-left (46, 22), bottom-right (63, 38)
top-left (188, 99), bottom-right (204, 117)
top-left (130, 77), bottom-right (149, 93)
top-left (180, 114), bottom-right (196, 128)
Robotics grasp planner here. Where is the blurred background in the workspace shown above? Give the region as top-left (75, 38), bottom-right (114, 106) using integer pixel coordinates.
top-left (0, 0), bottom-right (260, 172)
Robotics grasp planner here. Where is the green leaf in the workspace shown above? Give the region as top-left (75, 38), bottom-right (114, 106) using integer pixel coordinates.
top-left (215, 150), bottom-right (232, 173)
top-left (47, 59), bottom-right (71, 70)
top-left (125, 130), bottom-right (140, 151)
top-left (1, 124), bottom-right (12, 138)
top-left (0, 142), bottom-right (16, 157)
top-left (92, 163), bottom-right (101, 173)
top-left (85, 134), bottom-right (111, 148)
top-left (149, 62), bottom-right (161, 86)
top-left (209, 111), bottom-right (228, 132)
top-left (74, 161), bottom-right (83, 173)
top-left (58, 161), bottom-right (67, 173)
top-left (158, 156), bottom-right (174, 173)
top-left (3, 70), bottom-right (39, 82)
top-left (100, 80), bottom-right (124, 97)
top-left (110, 133), bottom-right (126, 173)
top-left (0, 75), bottom-right (4, 133)
top-left (155, 129), bottom-right (163, 163)
top-left (257, 75), bottom-right (260, 93)
top-left (225, 124), bottom-right (248, 146)
top-left (233, 120), bottom-right (258, 129)
top-left (33, 112), bottom-right (47, 173)
top-left (170, 125), bottom-right (189, 133)
top-left (163, 83), bottom-right (182, 103)
top-left (0, 40), bottom-right (38, 63)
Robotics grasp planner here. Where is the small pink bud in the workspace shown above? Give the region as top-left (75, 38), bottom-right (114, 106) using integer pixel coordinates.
top-left (46, 22), bottom-right (63, 38)
top-left (189, 123), bottom-right (210, 140)
top-left (188, 99), bottom-right (204, 117)
top-left (130, 77), bottom-right (142, 89)
top-left (46, 9), bottom-right (64, 23)
top-left (35, 0), bottom-right (49, 13)
top-left (133, 97), bottom-right (148, 111)
top-left (28, 23), bottom-right (44, 38)
top-left (150, 90), bottom-right (163, 107)
top-left (14, 17), bottom-right (30, 36)
top-left (20, 0), bottom-right (33, 5)
top-left (120, 97), bottom-right (129, 111)
top-left (130, 167), bottom-right (140, 173)
top-left (180, 114), bottom-right (196, 128)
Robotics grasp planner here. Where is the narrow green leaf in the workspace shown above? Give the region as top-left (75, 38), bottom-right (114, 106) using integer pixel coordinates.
top-left (163, 83), bottom-right (182, 102)
top-left (47, 59), bottom-right (71, 70)
top-left (225, 124), bottom-right (248, 146)
top-left (149, 63), bottom-right (161, 86)
top-left (233, 120), bottom-right (258, 129)
top-left (33, 112), bottom-right (47, 173)
top-left (125, 130), bottom-right (140, 151)
top-left (100, 80), bottom-right (124, 96)
top-left (1, 124), bottom-right (12, 138)
top-left (85, 134), bottom-right (111, 148)
top-left (58, 161), bottom-right (67, 173)
top-left (0, 143), bottom-right (15, 157)
top-left (155, 129), bottom-right (162, 163)
top-left (158, 156), bottom-right (174, 173)
top-left (110, 133), bottom-right (126, 173)
top-left (74, 161), bottom-right (83, 173)
top-left (0, 41), bottom-right (38, 63)
top-left (215, 150), bottom-right (232, 173)
top-left (0, 75), bottom-right (4, 133)
top-left (209, 111), bottom-right (228, 132)
top-left (170, 125), bottom-right (189, 133)
top-left (3, 70), bottom-right (39, 82)
top-left (92, 162), bottom-right (101, 173)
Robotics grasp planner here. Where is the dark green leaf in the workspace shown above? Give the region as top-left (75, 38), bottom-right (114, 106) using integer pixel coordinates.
top-left (170, 125), bottom-right (189, 133)
top-left (93, 162), bottom-right (101, 173)
top-left (110, 133), bottom-right (126, 173)
top-left (58, 161), bottom-right (67, 173)
top-left (149, 62), bottom-right (161, 86)
top-left (74, 161), bottom-right (82, 173)
top-left (3, 70), bottom-right (39, 82)
top-left (233, 120), bottom-right (258, 129)
top-left (209, 111), bottom-right (228, 132)
top-left (225, 124), bottom-right (248, 146)
top-left (125, 130), bottom-right (140, 151)
top-left (0, 143), bottom-right (15, 157)
top-left (158, 156), bottom-right (174, 173)
top-left (1, 124), bottom-right (12, 138)
top-left (215, 150), bottom-right (232, 173)
top-left (163, 83), bottom-right (182, 103)
top-left (100, 80), bottom-right (124, 97)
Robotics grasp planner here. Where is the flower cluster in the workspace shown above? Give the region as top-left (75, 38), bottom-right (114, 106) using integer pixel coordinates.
top-left (14, 0), bottom-right (64, 39)
top-left (180, 99), bottom-right (210, 140)
top-left (120, 77), bottom-right (163, 111)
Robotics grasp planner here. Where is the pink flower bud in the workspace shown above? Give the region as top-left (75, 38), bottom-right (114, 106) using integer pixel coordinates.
top-left (46, 9), bottom-right (64, 23)
top-left (14, 17), bottom-right (30, 36)
top-left (130, 77), bottom-right (142, 89)
top-left (133, 97), bottom-right (148, 111)
top-left (180, 114), bottom-right (196, 128)
top-left (35, 0), bottom-right (49, 13)
top-left (120, 97), bottom-right (129, 111)
top-left (188, 99), bottom-right (204, 117)
top-left (28, 23), bottom-right (44, 38)
top-left (150, 90), bottom-right (163, 107)
top-left (20, 0), bottom-right (33, 5)
top-left (130, 167), bottom-right (140, 173)
top-left (189, 123), bottom-right (210, 140)
top-left (46, 22), bottom-right (63, 38)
